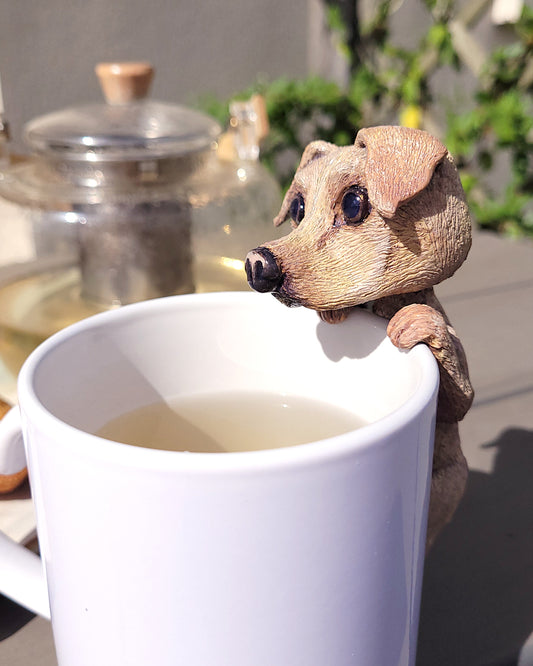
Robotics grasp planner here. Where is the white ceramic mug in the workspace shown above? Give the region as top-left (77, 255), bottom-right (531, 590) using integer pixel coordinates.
top-left (0, 292), bottom-right (438, 666)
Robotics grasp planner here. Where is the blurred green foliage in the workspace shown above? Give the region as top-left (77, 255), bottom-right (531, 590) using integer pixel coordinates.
top-left (200, 1), bottom-right (533, 237)
top-left (200, 76), bottom-right (362, 188)
top-left (445, 10), bottom-right (533, 237)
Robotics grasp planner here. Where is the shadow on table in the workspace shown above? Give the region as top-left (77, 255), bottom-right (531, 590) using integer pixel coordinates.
top-left (417, 428), bottom-right (533, 666)
top-left (0, 594), bottom-right (35, 641)
top-left (0, 477), bottom-right (36, 641)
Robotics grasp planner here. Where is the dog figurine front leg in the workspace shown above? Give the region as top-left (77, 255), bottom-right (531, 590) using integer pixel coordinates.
top-left (374, 289), bottom-right (473, 547)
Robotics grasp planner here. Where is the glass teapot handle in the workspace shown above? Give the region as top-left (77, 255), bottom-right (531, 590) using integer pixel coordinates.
top-left (0, 406), bottom-right (50, 618)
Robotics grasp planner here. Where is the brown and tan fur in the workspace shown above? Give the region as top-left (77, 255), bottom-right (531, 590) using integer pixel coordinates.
top-left (245, 125), bottom-right (473, 548)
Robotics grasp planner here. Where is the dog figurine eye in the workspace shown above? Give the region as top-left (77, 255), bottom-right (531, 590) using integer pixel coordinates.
top-left (341, 188), bottom-right (369, 224)
top-left (289, 194), bottom-right (305, 224)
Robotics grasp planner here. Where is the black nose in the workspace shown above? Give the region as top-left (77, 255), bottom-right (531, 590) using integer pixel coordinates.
top-left (245, 247), bottom-right (282, 293)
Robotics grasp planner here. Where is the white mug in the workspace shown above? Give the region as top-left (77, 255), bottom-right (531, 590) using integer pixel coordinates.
top-left (0, 292), bottom-right (438, 666)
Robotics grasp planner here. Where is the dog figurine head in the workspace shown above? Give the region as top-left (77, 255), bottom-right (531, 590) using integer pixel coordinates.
top-left (245, 125), bottom-right (471, 312)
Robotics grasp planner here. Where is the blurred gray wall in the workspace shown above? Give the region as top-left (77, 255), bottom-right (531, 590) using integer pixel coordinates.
top-left (0, 0), bottom-right (310, 153)
top-left (0, 0), bottom-right (529, 154)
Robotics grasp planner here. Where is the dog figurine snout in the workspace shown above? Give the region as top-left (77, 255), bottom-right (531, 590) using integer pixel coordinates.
top-left (245, 248), bottom-right (282, 293)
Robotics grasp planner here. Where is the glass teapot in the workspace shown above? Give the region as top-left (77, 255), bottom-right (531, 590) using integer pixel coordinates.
top-left (0, 62), bottom-right (282, 395)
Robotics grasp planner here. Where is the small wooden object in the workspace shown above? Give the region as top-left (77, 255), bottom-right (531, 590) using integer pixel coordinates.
top-left (95, 62), bottom-right (154, 104)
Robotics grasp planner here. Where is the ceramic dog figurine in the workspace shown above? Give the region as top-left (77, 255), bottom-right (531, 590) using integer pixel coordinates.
top-left (245, 125), bottom-right (473, 547)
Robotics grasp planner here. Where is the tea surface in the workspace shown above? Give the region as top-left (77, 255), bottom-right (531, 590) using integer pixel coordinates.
top-left (96, 391), bottom-right (366, 453)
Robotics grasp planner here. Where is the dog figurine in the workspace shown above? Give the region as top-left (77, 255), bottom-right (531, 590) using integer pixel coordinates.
top-left (245, 125), bottom-right (473, 547)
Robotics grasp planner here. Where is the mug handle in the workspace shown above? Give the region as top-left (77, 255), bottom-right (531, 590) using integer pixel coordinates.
top-left (0, 405), bottom-right (27, 476)
top-left (0, 407), bottom-right (50, 619)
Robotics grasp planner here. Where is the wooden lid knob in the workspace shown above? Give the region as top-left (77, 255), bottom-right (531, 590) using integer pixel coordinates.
top-left (95, 62), bottom-right (154, 105)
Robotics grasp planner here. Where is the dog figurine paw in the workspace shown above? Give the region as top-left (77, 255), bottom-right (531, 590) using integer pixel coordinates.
top-left (245, 125), bottom-right (473, 547)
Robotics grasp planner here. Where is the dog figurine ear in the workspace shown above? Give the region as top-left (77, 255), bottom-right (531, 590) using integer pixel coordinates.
top-left (356, 126), bottom-right (447, 219)
top-left (274, 141), bottom-right (337, 226)
top-left (297, 140), bottom-right (337, 169)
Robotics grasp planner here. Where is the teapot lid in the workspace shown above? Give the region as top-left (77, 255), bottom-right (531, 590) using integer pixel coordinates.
top-left (24, 63), bottom-right (221, 162)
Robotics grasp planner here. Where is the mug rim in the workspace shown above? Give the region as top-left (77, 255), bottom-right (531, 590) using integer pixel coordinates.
top-left (17, 292), bottom-right (439, 473)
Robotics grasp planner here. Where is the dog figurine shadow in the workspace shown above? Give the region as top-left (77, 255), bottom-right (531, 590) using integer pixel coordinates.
top-left (245, 125), bottom-right (474, 547)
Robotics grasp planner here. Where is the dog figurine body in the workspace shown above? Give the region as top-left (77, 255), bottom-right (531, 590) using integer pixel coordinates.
top-left (245, 125), bottom-right (473, 547)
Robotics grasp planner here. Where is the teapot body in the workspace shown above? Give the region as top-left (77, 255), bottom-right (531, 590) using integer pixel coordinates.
top-left (0, 64), bottom-right (282, 392)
